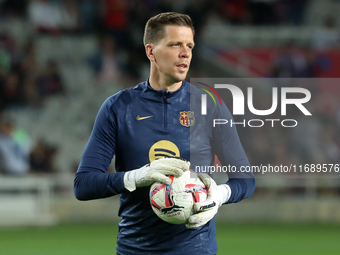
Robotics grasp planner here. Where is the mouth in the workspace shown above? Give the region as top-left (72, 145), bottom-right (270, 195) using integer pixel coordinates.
top-left (176, 63), bottom-right (188, 72)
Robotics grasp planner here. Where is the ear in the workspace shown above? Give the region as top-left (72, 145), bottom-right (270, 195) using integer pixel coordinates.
top-left (145, 44), bottom-right (156, 62)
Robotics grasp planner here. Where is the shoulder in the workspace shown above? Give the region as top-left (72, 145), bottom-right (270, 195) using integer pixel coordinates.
top-left (185, 81), bottom-right (204, 96)
top-left (185, 81), bottom-right (208, 103)
top-left (103, 81), bottom-right (146, 110)
top-left (186, 81), bottom-right (233, 119)
top-left (185, 81), bottom-right (222, 109)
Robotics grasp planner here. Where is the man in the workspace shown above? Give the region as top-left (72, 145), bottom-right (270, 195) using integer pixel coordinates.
top-left (74, 12), bottom-right (255, 254)
top-left (0, 117), bottom-right (31, 175)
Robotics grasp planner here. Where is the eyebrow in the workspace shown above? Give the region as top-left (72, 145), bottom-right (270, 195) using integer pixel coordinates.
top-left (168, 41), bottom-right (195, 47)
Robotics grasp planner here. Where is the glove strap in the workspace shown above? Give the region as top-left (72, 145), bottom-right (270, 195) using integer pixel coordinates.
top-left (123, 170), bottom-right (137, 192)
top-left (218, 184), bottom-right (231, 205)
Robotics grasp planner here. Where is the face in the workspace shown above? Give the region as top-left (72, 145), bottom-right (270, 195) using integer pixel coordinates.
top-left (147, 25), bottom-right (195, 85)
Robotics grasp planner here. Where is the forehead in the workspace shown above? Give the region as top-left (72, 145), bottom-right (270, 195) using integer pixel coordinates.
top-left (161, 25), bottom-right (194, 42)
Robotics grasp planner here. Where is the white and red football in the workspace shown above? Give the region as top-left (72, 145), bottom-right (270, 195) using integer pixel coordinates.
top-left (150, 170), bottom-right (207, 224)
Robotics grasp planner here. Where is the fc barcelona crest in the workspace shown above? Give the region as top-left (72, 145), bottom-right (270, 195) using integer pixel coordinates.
top-left (179, 111), bottom-right (195, 127)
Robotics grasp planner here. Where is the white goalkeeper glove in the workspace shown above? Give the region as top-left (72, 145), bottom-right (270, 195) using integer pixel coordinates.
top-left (123, 157), bottom-right (190, 192)
top-left (186, 173), bottom-right (231, 229)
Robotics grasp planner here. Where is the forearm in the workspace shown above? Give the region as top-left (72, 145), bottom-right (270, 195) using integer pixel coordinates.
top-left (225, 177), bottom-right (255, 204)
top-left (74, 171), bottom-right (126, 200)
top-left (74, 156), bottom-right (190, 200)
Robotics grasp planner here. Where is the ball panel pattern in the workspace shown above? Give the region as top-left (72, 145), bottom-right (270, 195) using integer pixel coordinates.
top-left (150, 171), bottom-right (207, 224)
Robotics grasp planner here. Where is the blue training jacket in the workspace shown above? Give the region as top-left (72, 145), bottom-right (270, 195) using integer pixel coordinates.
top-left (74, 79), bottom-right (255, 255)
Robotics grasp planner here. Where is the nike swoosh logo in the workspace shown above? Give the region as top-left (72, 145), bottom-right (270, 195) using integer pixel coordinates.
top-left (136, 115), bottom-right (153, 121)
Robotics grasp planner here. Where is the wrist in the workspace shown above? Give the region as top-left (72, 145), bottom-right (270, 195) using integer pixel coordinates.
top-left (123, 170), bottom-right (137, 192)
top-left (217, 184), bottom-right (231, 205)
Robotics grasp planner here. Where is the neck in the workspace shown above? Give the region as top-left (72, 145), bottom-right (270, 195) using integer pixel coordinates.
top-left (149, 79), bottom-right (182, 92)
top-left (149, 73), bottom-right (182, 92)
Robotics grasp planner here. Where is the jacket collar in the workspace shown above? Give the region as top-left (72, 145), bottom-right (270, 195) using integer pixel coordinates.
top-left (142, 78), bottom-right (188, 98)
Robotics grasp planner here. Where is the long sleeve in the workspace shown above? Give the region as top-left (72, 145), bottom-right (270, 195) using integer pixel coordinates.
top-left (212, 100), bottom-right (256, 204)
top-left (74, 95), bottom-right (127, 200)
top-left (225, 178), bottom-right (255, 203)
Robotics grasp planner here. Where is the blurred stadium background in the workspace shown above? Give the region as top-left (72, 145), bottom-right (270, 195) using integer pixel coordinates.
top-left (0, 0), bottom-right (339, 254)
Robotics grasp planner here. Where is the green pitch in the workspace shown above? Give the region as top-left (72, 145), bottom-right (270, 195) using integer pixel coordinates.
top-left (0, 222), bottom-right (339, 255)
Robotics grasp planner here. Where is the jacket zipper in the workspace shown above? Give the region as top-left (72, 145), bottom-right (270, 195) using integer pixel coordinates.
top-left (163, 94), bottom-right (167, 130)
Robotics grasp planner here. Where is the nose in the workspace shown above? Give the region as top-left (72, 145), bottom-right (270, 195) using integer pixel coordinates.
top-left (180, 47), bottom-right (190, 58)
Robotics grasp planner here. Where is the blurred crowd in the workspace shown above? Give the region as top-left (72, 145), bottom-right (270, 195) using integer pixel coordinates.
top-left (0, 0), bottom-right (339, 185)
top-left (0, 115), bottom-right (58, 175)
top-left (238, 83), bottom-right (340, 169)
top-left (269, 16), bottom-right (340, 79)
top-left (0, 0), bottom-right (314, 30)
top-left (0, 33), bottom-right (66, 111)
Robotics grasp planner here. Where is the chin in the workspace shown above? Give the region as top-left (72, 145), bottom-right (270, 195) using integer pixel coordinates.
top-left (168, 72), bottom-right (188, 83)
top-left (176, 74), bottom-right (188, 82)
top-left (171, 77), bottom-right (184, 83)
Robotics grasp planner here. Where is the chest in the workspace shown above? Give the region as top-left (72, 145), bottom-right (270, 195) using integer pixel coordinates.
top-left (114, 98), bottom-right (213, 170)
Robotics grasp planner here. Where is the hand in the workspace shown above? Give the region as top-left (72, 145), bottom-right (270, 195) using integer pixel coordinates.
top-left (124, 157), bottom-right (190, 192)
top-left (186, 173), bottom-right (231, 229)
